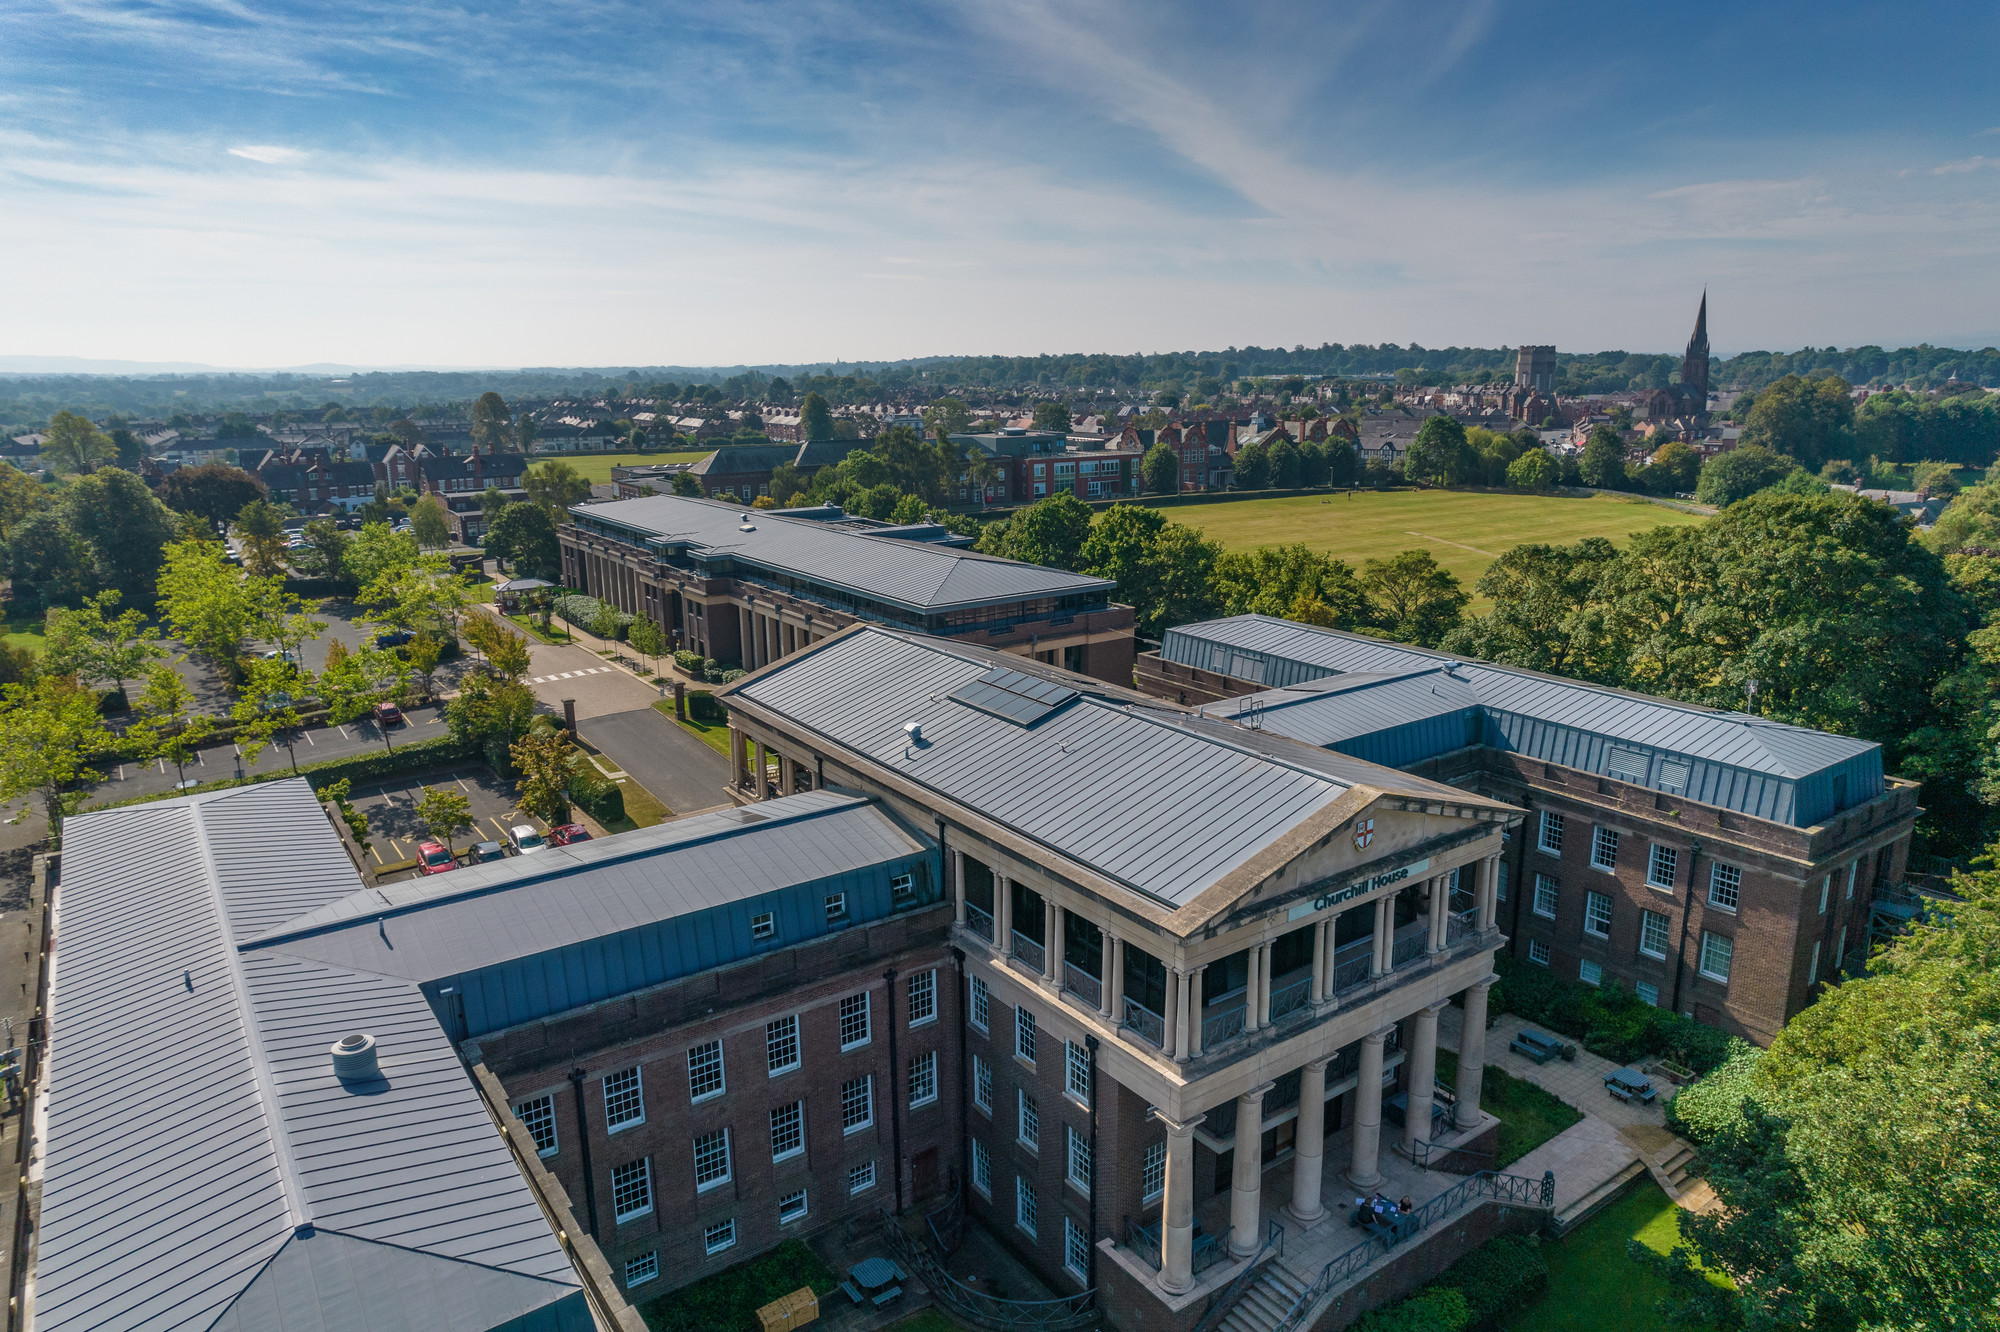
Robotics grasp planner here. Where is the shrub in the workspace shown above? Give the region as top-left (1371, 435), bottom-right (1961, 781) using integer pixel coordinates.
top-left (1353, 1287), bottom-right (1471, 1332)
top-left (1665, 1039), bottom-right (1763, 1145)
top-left (1433, 1233), bottom-right (1547, 1325)
top-left (687, 690), bottom-right (728, 724)
top-left (673, 649), bottom-right (703, 673)
top-left (568, 759), bottom-right (625, 825)
top-left (1492, 953), bottom-right (1734, 1075)
top-left (640, 1238), bottom-right (836, 1332)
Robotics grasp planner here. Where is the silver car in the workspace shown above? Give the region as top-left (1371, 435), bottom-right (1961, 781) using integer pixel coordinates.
top-left (510, 824), bottom-right (547, 855)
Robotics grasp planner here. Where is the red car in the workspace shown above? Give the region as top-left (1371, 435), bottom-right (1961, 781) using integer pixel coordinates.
top-left (549, 823), bottom-right (592, 847)
top-left (417, 841), bottom-right (456, 875)
top-left (374, 702), bottom-right (405, 726)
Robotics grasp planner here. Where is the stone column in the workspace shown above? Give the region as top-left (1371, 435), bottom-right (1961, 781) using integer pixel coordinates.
top-left (778, 753), bottom-right (796, 795)
top-left (1157, 1112), bottom-right (1205, 1295)
top-left (1046, 900), bottom-right (1064, 988)
top-left (739, 606), bottom-right (754, 668)
top-left (1310, 919), bottom-right (1328, 1004)
top-left (1187, 966), bottom-right (1206, 1057)
top-left (1245, 943), bottom-right (1264, 1031)
top-left (1287, 1056), bottom-right (1333, 1226)
top-left (1348, 1029), bottom-right (1389, 1189)
top-left (728, 726), bottom-right (748, 791)
top-left (1403, 1004), bottom-right (1444, 1153)
top-left (1259, 942), bottom-right (1274, 1025)
top-left (1230, 1082), bottom-right (1276, 1255)
top-left (754, 740), bottom-right (770, 799)
top-left (994, 875), bottom-right (1012, 951)
top-left (1479, 854), bottom-right (1501, 932)
top-left (952, 850), bottom-right (967, 928)
top-left (1169, 969), bottom-right (1190, 1062)
top-left (1108, 937), bottom-right (1126, 1021)
top-left (1371, 892), bottom-right (1396, 976)
top-left (1099, 930), bottom-right (1116, 1018)
top-left (1456, 976), bottom-right (1495, 1129)
top-left (1429, 874), bottom-right (1450, 953)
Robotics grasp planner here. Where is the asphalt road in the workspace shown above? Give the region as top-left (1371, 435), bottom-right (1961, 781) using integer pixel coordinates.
top-left (578, 707), bottom-right (730, 817)
top-left (91, 703), bottom-right (450, 802)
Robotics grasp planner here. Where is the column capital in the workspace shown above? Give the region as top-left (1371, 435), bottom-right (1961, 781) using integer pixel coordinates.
top-left (1468, 972), bottom-right (1499, 991)
top-left (1148, 1108), bottom-right (1206, 1137)
top-left (1235, 1080), bottom-right (1277, 1105)
top-left (1362, 1024), bottom-right (1395, 1046)
top-left (1304, 1053), bottom-right (1337, 1072)
top-left (1421, 999), bottom-right (1450, 1017)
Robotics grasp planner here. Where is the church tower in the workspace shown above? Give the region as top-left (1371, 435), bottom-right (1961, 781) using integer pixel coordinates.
top-left (1680, 291), bottom-right (1710, 402)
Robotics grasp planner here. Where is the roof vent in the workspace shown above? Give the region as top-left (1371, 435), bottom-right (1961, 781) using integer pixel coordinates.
top-left (904, 720), bottom-right (923, 743)
top-left (330, 1032), bottom-right (379, 1081)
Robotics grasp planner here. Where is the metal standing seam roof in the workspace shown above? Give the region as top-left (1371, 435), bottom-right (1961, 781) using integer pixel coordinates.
top-left (40, 781), bottom-right (586, 1332)
top-left (245, 791), bottom-right (930, 985)
top-left (732, 629), bottom-right (1386, 908)
top-left (1166, 615), bottom-right (1879, 780)
top-left (570, 493), bottom-right (1115, 611)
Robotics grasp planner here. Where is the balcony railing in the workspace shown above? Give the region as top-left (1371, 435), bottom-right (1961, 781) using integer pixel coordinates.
top-left (1330, 939), bottom-right (1373, 995)
top-left (1269, 969), bottom-right (1313, 1022)
top-left (1123, 1218), bottom-right (1229, 1280)
top-left (1391, 922), bottom-right (1429, 969)
top-left (1202, 1001), bottom-right (1246, 1048)
top-left (966, 903), bottom-right (994, 943)
top-left (1123, 998), bottom-right (1165, 1048)
top-left (1064, 962), bottom-right (1101, 1009)
top-left (1446, 907), bottom-right (1478, 945)
top-left (1012, 930), bottom-right (1046, 974)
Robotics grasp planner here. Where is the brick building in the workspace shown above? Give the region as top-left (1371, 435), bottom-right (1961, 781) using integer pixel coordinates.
top-left (1134, 615), bottom-right (1915, 1045)
top-left (559, 493), bottom-right (1137, 683)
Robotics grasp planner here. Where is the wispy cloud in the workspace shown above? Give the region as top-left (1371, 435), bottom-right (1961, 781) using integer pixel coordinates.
top-left (227, 144), bottom-right (305, 164)
top-left (1933, 155), bottom-right (2000, 174)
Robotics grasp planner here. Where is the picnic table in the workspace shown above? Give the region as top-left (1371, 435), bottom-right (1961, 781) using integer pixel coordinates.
top-left (842, 1257), bottom-right (907, 1309)
top-left (1605, 1066), bottom-right (1658, 1103)
top-left (1509, 1028), bottom-right (1564, 1064)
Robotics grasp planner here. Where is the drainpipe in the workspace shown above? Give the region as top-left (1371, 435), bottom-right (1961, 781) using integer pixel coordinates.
top-left (568, 1068), bottom-right (600, 1238)
top-left (883, 968), bottom-right (904, 1213)
top-left (952, 946), bottom-right (971, 1199)
top-left (1085, 1033), bottom-right (1101, 1289)
top-left (1671, 842), bottom-right (1703, 1016)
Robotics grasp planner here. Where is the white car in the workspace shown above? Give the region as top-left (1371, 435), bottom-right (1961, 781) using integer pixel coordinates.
top-left (510, 825), bottom-right (547, 855)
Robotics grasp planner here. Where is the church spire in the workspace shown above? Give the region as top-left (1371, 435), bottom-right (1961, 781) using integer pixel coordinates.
top-left (1680, 289), bottom-right (1710, 402)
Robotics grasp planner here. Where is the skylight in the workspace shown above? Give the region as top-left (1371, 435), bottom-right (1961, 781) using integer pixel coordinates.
top-left (947, 666), bottom-right (1079, 727)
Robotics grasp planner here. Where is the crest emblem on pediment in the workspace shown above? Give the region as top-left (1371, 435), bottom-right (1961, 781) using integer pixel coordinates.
top-left (1353, 818), bottom-right (1375, 851)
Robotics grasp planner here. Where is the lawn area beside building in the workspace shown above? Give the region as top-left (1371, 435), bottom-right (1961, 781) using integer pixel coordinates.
top-left (1435, 1048), bottom-right (1584, 1167)
top-left (535, 449), bottom-right (713, 483)
top-left (1163, 490), bottom-right (1707, 607)
top-left (1505, 1181), bottom-right (1726, 1332)
top-left (638, 1238), bottom-right (838, 1332)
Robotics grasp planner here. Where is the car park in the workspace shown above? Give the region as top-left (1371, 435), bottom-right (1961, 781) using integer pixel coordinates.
top-left (417, 842), bottom-right (455, 875)
top-left (510, 825), bottom-right (547, 854)
top-left (471, 840), bottom-right (506, 863)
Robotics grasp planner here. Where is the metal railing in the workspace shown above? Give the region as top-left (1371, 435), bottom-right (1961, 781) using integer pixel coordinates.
top-left (1410, 1135), bottom-right (1496, 1174)
top-left (1011, 930), bottom-right (1046, 974)
top-left (1124, 998), bottom-right (1165, 1048)
top-left (1191, 1220), bottom-right (1285, 1332)
top-left (1123, 1218), bottom-right (1230, 1280)
top-left (1391, 926), bottom-right (1428, 969)
top-left (1203, 1001), bottom-right (1246, 1047)
top-left (1331, 941), bottom-right (1374, 995)
top-left (1446, 907), bottom-right (1478, 945)
top-left (966, 903), bottom-right (994, 943)
top-left (883, 1200), bottom-right (1097, 1331)
top-left (1273, 1170), bottom-right (1555, 1332)
top-left (1269, 970), bottom-right (1313, 1022)
top-left (1064, 962), bottom-right (1101, 1009)
top-left (926, 1170), bottom-right (965, 1254)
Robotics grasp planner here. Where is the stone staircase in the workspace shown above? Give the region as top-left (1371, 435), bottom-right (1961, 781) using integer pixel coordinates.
top-left (1553, 1157), bottom-right (1646, 1232)
top-left (1215, 1261), bottom-right (1312, 1332)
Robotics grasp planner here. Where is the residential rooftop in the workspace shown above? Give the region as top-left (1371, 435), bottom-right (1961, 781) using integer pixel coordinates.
top-left (1162, 615), bottom-right (1883, 827)
top-left (568, 493), bottom-right (1114, 614)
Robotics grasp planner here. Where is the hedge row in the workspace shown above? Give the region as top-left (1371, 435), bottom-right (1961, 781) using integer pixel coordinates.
top-left (673, 649), bottom-right (745, 685)
top-left (1352, 1233), bottom-right (1549, 1332)
top-left (553, 594), bottom-right (635, 640)
top-left (1492, 952), bottom-right (1735, 1076)
top-left (86, 735), bottom-right (476, 811)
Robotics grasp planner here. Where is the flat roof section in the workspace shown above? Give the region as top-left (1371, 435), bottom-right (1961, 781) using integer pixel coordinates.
top-left (570, 493), bottom-right (1115, 612)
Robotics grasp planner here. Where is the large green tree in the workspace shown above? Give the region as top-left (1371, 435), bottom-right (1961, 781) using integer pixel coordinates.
top-left (1646, 859), bottom-right (2000, 1331)
top-left (1444, 539), bottom-right (1623, 679)
top-left (7, 509), bottom-right (97, 612)
top-left (40, 410), bottom-right (114, 474)
top-left (61, 467), bottom-right (177, 602)
top-left (1211, 544), bottom-right (1366, 628)
top-left (1404, 415), bottom-right (1470, 486)
top-left (974, 493), bottom-right (1093, 570)
top-left (158, 463), bottom-right (268, 534)
top-left (1696, 446), bottom-right (1800, 507)
top-left (1579, 424), bottom-right (1630, 489)
top-left (1078, 505), bottom-right (1221, 637)
top-left (1141, 441), bottom-right (1179, 494)
top-left (1360, 550), bottom-right (1468, 647)
top-left (470, 391), bottom-right (513, 452)
top-left (1740, 374), bottom-right (1857, 469)
top-left (1031, 401), bottom-right (1072, 433)
top-left (485, 501), bottom-right (561, 579)
top-left (0, 676), bottom-right (114, 838)
top-left (522, 460), bottom-right (589, 517)
top-left (799, 392), bottom-right (835, 442)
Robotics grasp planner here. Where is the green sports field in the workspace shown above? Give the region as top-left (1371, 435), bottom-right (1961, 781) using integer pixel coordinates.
top-left (1165, 491), bottom-right (1708, 606)
top-left (528, 450), bottom-right (713, 483)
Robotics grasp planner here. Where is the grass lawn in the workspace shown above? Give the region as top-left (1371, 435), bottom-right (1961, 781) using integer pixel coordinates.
top-left (1435, 1048), bottom-right (1584, 1167)
top-left (653, 698), bottom-right (732, 756)
top-left (881, 1313), bottom-right (959, 1332)
top-left (1506, 1181), bottom-right (1726, 1332)
top-left (3, 612), bottom-right (46, 656)
top-left (504, 611), bottom-right (574, 646)
top-left (608, 778), bottom-right (673, 828)
top-left (532, 449), bottom-right (712, 484)
top-left (1163, 490), bottom-right (1707, 608)
top-left (638, 1238), bottom-right (837, 1332)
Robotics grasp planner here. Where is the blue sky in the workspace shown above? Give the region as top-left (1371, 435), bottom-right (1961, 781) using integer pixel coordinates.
top-left (3, 0), bottom-right (1998, 368)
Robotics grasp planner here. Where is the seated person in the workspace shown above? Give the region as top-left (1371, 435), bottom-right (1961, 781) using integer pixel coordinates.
top-left (1399, 1196), bottom-right (1415, 1214)
top-left (1353, 1198), bottom-right (1375, 1228)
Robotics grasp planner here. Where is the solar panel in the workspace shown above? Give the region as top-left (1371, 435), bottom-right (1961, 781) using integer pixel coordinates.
top-left (947, 666), bottom-right (1079, 726)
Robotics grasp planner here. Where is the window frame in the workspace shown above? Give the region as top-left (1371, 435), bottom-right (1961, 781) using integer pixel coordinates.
top-left (1639, 909), bottom-right (1670, 960)
top-left (750, 910), bottom-right (775, 941)
top-left (1017, 1088), bottom-right (1040, 1151)
top-left (1528, 939), bottom-right (1551, 967)
top-left (604, 1066), bottom-right (645, 1133)
top-left (1015, 1005), bottom-right (1037, 1064)
top-left (1015, 1176), bottom-right (1038, 1237)
top-left (1064, 1039), bottom-right (1091, 1103)
top-left (842, 1074), bottom-right (875, 1133)
top-left (1707, 863), bottom-right (1742, 913)
top-left (687, 1039), bottom-right (726, 1103)
top-left (839, 992), bottom-right (872, 1050)
top-left (849, 1160), bottom-right (877, 1194)
top-left (823, 892), bottom-right (848, 923)
top-left (908, 1050), bottom-right (938, 1109)
top-left (971, 1138), bottom-right (992, 1197)
top-left (1584, 890), bottom-right (1613, 939)
top-left (1537, 810), bottom-right (1565, 855)
top-left (625, 1252), bottom-right (659, 1288)
top-left (1532, 875), bottom-right (1559, 920)
top-left (972, 1054), bottom-right (993, 1114)
top-left (703, 1219), bottom-right (737, 1255)
top-left (770, 1100), bottom-right (804, 1161)
top-left (778, 1187), bottom-right (809, 1224)
top-left (767, 1015), bottom-right (801, 1076)
top-left (1064, 1216), bottom-right (1090, 1282)
top-left (1634, 980), bottom-right (1660, 1007)
top-left (890, 871), bottom-right (915, 902)
top-left (1647, 844), bottom-right (1678, 890)
top-left (1699, 930), bottom-right (1733, 983)
top-left (611, 1158), bottom-right (654, 1223)
top-left (1066, 1124), bottom-right (1092, 1192)
top-left (514, 1093), bottom-right (558, 1158)
top-left (1591, 825), bottom-right (1619, 872)
top-left (908, 969), bottom-right (937, 1027)
top-left (693, 1128), bottom-right (732, 1191)
top-left (1141, 1141), bottom-right (1166, 1203)
top-left (968, 975), bottom-right (990, 1033)
top-left (1579, 959), bottom-right (1602, 986)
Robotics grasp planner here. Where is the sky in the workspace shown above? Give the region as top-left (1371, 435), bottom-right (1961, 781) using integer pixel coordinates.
top-left (3, 0), bottom-right (1999, 370)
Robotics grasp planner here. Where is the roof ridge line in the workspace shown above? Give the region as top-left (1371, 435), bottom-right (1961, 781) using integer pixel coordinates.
top-left (277, 1225), bottom-right (587, 1286)
top-left (189, 801), bottom-right (313, 1233)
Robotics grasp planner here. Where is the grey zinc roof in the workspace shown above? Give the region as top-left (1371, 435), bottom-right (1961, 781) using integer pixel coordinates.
top-left (1218, 669), bottom-right (1481, 747)
top-left (732, 629), bottom-right (1365, 907)
top-left (1168, 615), bottom-right (1883, 825)
top-left (572, 493), bottom-right (1114, 611)
top-left (40, 781), bottom-right (583, 1332)
top-left (246, 791), bottom-right (926, 984)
